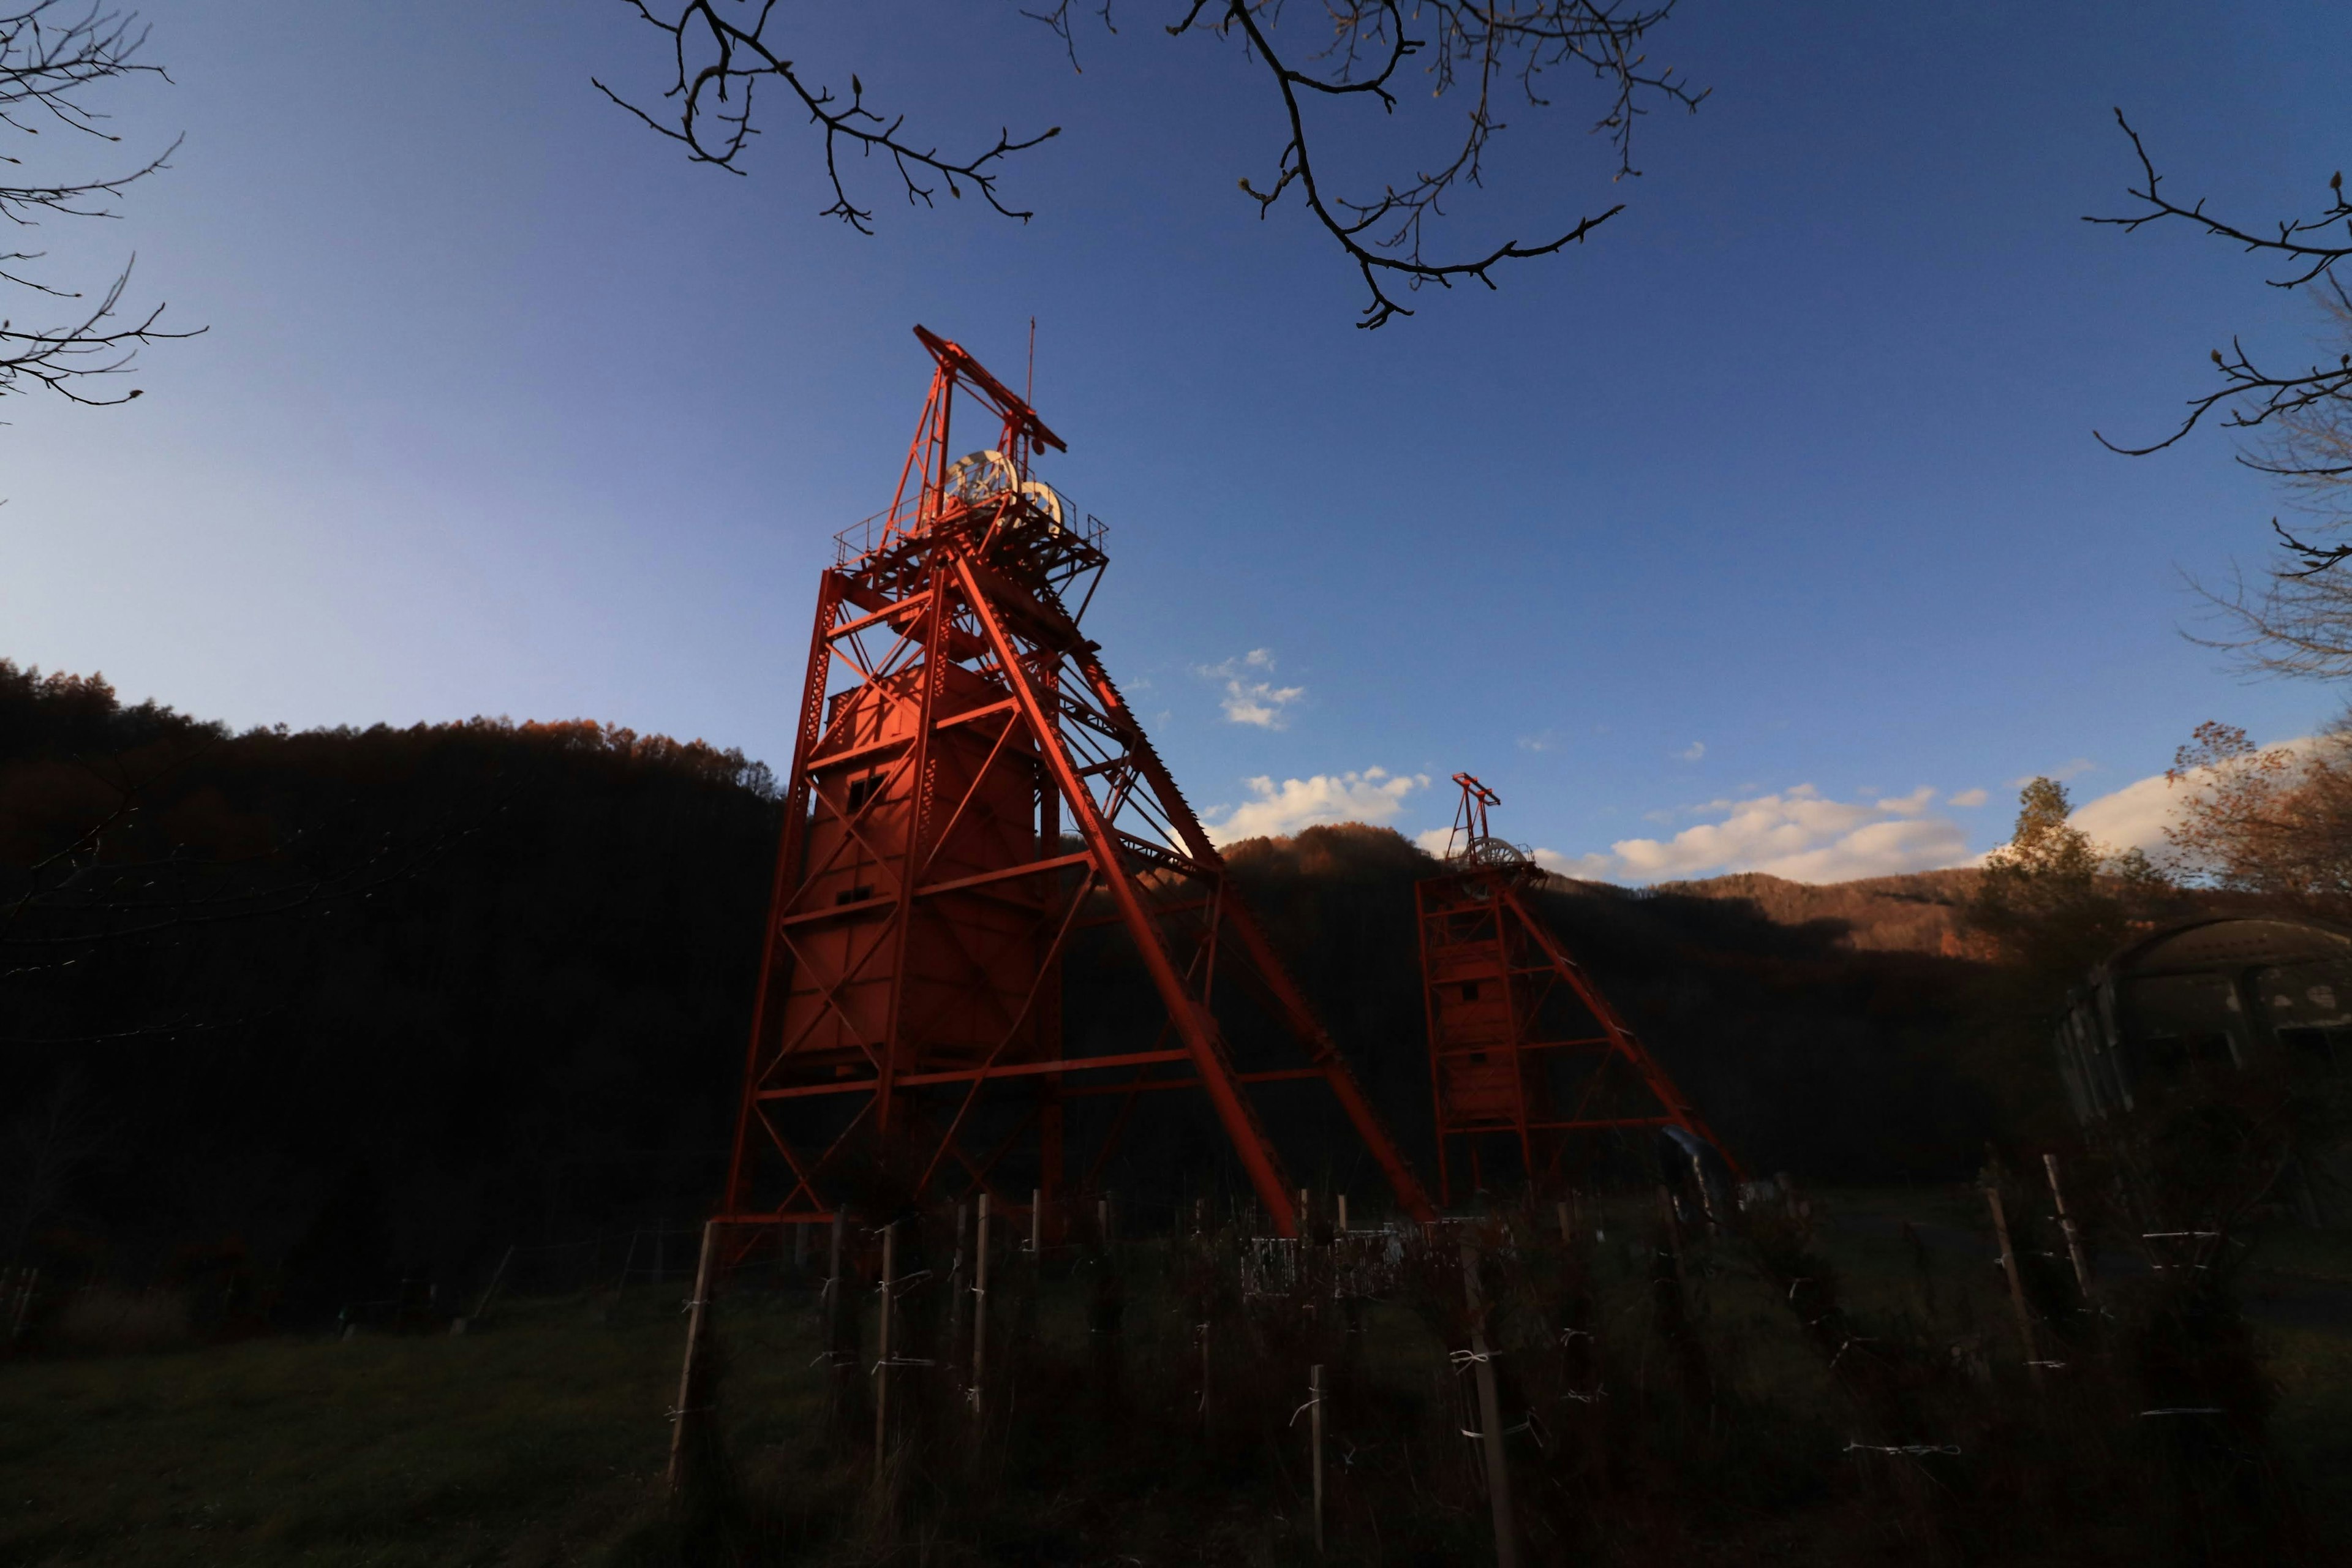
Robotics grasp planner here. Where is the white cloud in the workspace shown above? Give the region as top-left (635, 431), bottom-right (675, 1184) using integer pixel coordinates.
top-left (1413, 739), bottom-right (2336, 888)
top-left (1970, 737), bottom-right (2339, 864)
top-left (1570, 784), bottom-right (1970, 885)
top-left (1535, 847), bottom-right (1618, 880)
top-left (1207, 767), bottom-right (1429, 844)
top-left (1199, 647), bottom-right (1304, 729)
top-left (2060, 736), bottom-right (2337, 859)
top-left (2065, 772), bottom-right (2179, 853)
top-left (1677, 741), bottom-right (1706, 762)
top-left (1517, 730), bottom-right (1558, 753)
top-left (2062, 744), bottom-right (2292, 848)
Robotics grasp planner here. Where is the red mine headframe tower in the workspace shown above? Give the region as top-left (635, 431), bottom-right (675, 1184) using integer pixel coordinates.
top-left (719, 327), bottom-right (1434, 1241)
top-left (1417, 773), bottom-right (1743, 1204)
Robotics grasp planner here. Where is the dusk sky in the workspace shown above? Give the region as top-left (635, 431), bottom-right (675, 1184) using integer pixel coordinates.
top-left (6, 1), bottom-right (2348, 883)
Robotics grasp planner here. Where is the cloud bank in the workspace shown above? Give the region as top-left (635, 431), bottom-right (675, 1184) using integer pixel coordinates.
top-left (1558, 744), bottom-right (2314, 884)
top-left (1205, 741), bottom-right (2320, 886)
top-left (1550, 784), bottom-right (1970, 884)
top-left (2066, 772), bottom-right (2177, 853)
top-left (1206, 767), bottom-right (1427, 844)
top-left (2062, 735), bottom-right (2322, 857)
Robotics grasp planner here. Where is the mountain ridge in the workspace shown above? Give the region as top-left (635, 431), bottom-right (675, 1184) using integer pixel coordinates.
top-left (1637, 867), bottom-right (1988, 956)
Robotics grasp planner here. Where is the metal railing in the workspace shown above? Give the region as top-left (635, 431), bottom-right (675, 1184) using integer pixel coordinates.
top-left (831, 497), bottom-right (1107, 570)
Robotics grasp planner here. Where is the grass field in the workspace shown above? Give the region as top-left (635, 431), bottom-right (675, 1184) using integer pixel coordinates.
top-left (1, 1294), bottom-right (682, 1566)
top-left (3, 1191), bottom-right (2346, 1566)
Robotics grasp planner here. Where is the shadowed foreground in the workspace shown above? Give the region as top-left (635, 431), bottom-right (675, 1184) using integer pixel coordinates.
top-left (5, 1188), bottom-right (2349, 1567)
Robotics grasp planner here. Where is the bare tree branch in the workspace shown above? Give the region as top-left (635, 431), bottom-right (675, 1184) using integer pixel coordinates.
top-left (592, 0), bottom-right (1062, 235)
top-left (0, 1), bottom-right (198, 402)
top-left (600, 2), bottom-right (1703, 327)
top-left (1191, 2), bottom-right (1700, 328)
top-left (2089, 110), bottom-right (2352, 461)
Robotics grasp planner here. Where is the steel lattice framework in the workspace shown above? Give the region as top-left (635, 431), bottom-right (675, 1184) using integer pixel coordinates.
top-left (1418, 774), bottom-right (1743, 1203)
top-left (719, 328), bottom-right (1435, 1241)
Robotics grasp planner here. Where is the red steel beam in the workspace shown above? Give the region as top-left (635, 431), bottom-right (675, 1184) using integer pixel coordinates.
top-left (956, 555), bottom-right (1303, 1237)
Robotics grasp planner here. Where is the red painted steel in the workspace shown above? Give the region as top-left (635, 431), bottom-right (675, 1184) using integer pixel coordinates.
top-left (1417, 773), bottom-right (1744, 1202)
top-left (720, 328), bottom-right (1436, 1241)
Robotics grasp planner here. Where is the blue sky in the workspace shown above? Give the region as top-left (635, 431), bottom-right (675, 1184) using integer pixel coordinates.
top-left (4, 1), bottom-right (2346, 882)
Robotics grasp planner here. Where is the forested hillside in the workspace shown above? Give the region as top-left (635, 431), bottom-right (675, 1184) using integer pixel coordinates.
top-left (4, 662), bottom-right (2013, 1313)
top-left (0, 662), bottom-right (779, 1312)
top-left (1653, 869), bottom-right (1986, 954)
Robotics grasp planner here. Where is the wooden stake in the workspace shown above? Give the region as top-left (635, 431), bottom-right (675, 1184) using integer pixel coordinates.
top-left (664, 1220), bottom-right (718, 1496)
top-left (1200, 1319), bottom-right (1214, 1449)
top-left (1461, 1239), bottom-right (1520, 1568)
top-left (9, 1266), bottom-right (36, 1341)
top-left (1031, 1188), bottom-right (1043, 1255)
top-left (1655, 1185), bottom-right (1689, 1300)
top-left (824, 1212), bottom-right (846, 1360)
top-left (472, 1244), bottom-right (514, 1324)
top-left (1310, 1362), bottom-right (1326, 1555)
top-left (1098, 1195), bottom-right (1111, 1248)
top-left (1555, 1200), bottom-right (1572, 1247)
top-left (1986, 1185), bottom-right (2042, 1386)
top-left (874, 1219), bottom-right (897, 1465)
top-left (1336, 1194), bottom-right (1350, 1234)
top-left (613, 1231), bottom-right (639, 1309)
top-left (2043, 1153), bottom-right (2094, 1303)
top-left (971, 1194), bottom-right (991, 1417)
top-left (948, 1199), bottom-right (968, 1389)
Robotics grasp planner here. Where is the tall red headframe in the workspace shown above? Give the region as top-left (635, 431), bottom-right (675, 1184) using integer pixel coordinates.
top-left (1417, 773), bottom-right (1743, 1203)
top-left (720, 327), bottom-right (1434, 1240)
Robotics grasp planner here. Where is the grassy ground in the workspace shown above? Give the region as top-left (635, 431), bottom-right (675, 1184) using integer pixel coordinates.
top-left (2264, 1321), bottom-right (2352, 1556)
top-left (0, 1294), bottom-right (681, 1566)
top-left (3, 1193), bottom-right (2346, 1566)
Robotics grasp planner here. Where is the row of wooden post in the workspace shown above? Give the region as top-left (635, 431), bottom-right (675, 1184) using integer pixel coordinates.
top-left (1984, 1153), bottom-right (2098, 1388)
top-left (2, 1265), bottom-right (37, 1342)
top-left (666, 1196), bottom-right (1532, 1565)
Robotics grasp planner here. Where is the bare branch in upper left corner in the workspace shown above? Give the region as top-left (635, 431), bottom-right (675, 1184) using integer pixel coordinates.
top-left (0, 1), bottom-right (204, 406)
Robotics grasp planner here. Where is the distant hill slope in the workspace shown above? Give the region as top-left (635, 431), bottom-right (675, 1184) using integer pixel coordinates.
top-left (1646, 869), bottom-right (1988, 956)
top-left (3, 663), bottom-right (2018, 1300)
top-left (1209, 829), bottom-right (2000, 1191)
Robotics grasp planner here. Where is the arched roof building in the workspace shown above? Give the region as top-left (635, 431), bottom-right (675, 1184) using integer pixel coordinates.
top-left (2056, 915), bottom-right (2352, 1123)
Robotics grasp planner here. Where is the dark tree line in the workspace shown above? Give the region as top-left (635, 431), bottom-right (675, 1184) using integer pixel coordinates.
top-left (2, 662), bottom-right (2010, 1316)
top-left (0, 660), bottom-right (782, 1311)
